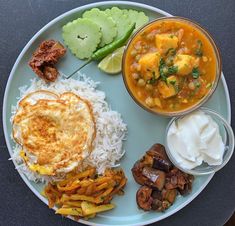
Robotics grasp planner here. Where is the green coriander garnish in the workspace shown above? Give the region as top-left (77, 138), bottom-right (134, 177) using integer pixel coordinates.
top-left (192, 67), bottom-right (200, 79)
top-left (168, 65), bottom-right (178, 75)
top-left (195, 40), bottom-right (203, 57)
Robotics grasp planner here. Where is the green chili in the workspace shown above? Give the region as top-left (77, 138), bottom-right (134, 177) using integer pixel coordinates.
top-left (91, 23), bottom-right (136, 61)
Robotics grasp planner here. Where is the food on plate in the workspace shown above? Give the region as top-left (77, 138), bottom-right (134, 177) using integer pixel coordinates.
top-left (29, 40), bottom-right (66, 82)
top-left (62, 7), bottom-right (149, 75)
top-left (11, 75), bottom-right (127, 181)
top-left (12, 91), bottom-right (96, 176)
top-left (98, 46), bottom-right (125, 74)
top-left (132, 143), bottom-right (194, 211)
top-left (44, 167), bottom-right (127, 218)
top-left (62, 18), bottom-right (102, 59)
top-left (167, 110), bottom-right (225, 169)
top-left (83, 8), bottom-right (117, 47)
top-left (123, 18), bottom-right (219, 113)
top-left (62, 7), bottom-right (150, 76)
top-left (67, 23), bottom-right (135, 78)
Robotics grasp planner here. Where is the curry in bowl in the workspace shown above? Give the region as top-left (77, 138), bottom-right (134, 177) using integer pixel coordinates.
top-left (122, 17), bottom-right (221, 116)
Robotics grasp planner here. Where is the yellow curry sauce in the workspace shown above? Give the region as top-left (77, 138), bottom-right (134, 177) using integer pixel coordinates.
top-left (124, 19), bottom-right (217, 113)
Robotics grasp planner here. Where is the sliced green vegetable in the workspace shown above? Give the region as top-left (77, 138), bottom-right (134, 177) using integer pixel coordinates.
top-left (122, 9), bottom-right (149, 32)
top-left (83, 8), bottom-right (117, 47)
top-left (62, 18), bottom-right (101, 59)
top-left (105, 7), bottom-right (132, 40)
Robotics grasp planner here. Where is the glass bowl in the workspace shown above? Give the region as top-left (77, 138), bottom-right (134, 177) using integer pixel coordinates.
top-left (122, 16), bottom-right (222, 117)
top-left (165, 108), bottom-right (234, 175)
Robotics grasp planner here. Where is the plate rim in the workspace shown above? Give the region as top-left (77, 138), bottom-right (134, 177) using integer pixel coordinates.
top-left (2, 1), bottom-right (231, 226)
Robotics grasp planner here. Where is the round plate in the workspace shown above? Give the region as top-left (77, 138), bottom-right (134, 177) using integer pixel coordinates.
top-left (2, 1), bottom-right (231, 226)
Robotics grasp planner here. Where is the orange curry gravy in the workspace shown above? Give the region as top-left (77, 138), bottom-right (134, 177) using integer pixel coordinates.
top-left (124, 19), bottom-right (217, 113)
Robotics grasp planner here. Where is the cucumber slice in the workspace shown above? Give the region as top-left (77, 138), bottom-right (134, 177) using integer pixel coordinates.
top-left (83, 8), bottom-right (117, 47)
top-left (62, 18), bottom-right (101, 59)
top-left (122, 9), bottom-right (149, 32)
top-left (105, 7), bottom-right (132, 40)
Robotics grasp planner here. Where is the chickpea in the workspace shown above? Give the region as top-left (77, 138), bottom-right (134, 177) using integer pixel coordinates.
top-left (136, 64), bottom-right (141, 72)
top-left (137, 79), bottom-right (146, 87)
top-left (202, 56), bottom-right (208, 62)
top-left (130, 49), bottom-right (137, 57)
top-left (132, 73), bottom-right (139, 80)
top-left (145, 97), bottom-right (155, 107)
top-left (130, 63), bottom-right (137, 72)
top-left (146, 33), bottom-right (154, 41)
top-left (135, 44), bottom-right (142, 52)
top-left (188, 82), bottom-right (195, 90)
top-left (145, 84), bottom-right (153, 91)
top-left (135, 54), bottom-right (141, 61)
top-left (130, 63), bottom-right (141, 72)
top-left (163, 67), bottom-right (168, 74)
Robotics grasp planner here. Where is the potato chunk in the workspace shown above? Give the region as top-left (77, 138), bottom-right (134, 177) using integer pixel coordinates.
top-left (173, 54), bottom-right (197, 76)
top-left (138, 52), bottom-right (160, 80)
top-left (155, 34), bottom-right (178, 54)
top-left (157, 80), bottom-right (177, 99)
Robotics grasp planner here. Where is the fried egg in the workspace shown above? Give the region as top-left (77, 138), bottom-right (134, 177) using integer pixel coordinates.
top-left (12, 90), bottom-right (96, 176)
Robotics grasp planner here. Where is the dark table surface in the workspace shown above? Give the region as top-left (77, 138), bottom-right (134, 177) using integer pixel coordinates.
top-left (0, 0), bottom-right (235, 226)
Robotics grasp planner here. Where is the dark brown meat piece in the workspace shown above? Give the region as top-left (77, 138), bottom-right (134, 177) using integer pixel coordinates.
top-left (151, 189), bottom-right (177, 211)
top-left (136, 186), bottom-right (153, 211)
top-left (165, 167), bottom-right (194, 195)
top-left (146, 143), bottom-right (173, 172)
top-left (146, 143), bottom-right (169, 160)
top-left (142, 167), bottom-right (166, 191)
top-left (151, 190), bottom-right (162, 200)
top-left (161, 189), bottom-right (177, 203)
top-left (151, 199), bottom-right (163, 211)
top-left (132, 160), bottom-right (146, 185)
top-left (132, 161), bottom-right (166, 190)
top-left (29, 40), bottom-right (66, 82)
top-left (153, 157), bottom-right (172, 173)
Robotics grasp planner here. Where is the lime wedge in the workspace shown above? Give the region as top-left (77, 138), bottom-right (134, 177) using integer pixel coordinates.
top-left (98, 46), bottom-right (125, 74)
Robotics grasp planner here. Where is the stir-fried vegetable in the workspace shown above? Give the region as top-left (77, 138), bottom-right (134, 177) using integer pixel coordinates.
top-left (44, 167), bottom-right (127, 219)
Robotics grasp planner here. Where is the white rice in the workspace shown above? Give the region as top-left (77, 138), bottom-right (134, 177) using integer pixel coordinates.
top-left (11, 73), bottom-right (127, 182)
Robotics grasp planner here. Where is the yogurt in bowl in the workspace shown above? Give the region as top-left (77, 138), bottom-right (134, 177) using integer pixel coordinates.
top-left (165, 108), bottom-right (234, 175)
